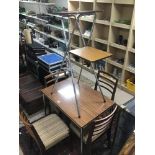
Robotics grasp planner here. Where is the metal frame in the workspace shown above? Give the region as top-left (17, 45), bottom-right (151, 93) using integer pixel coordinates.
top-left (44, 11), bottom-right (105, 155)
top-left (49, 11), bottom-right (105, 118)
top-left (49, 12), bottom-right (96, 118)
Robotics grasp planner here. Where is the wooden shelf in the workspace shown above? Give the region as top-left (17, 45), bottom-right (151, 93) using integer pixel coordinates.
top-left (107, 59), bottom-right (123, 69)
top-left (69, 30), bottom-right (92, 40)
top-left (94, 38), bottom-right (108, 45)
top-left (33, 38), bottom-right (64, 56)
top-left (112, 22), bottom-right (130, 29)
top-left (94, 41), bottom-right (107, 51)
top-left (110, 42), bottom-right (127, 50)
top-left (129, 48), bottom-right (135, 53)
top-left (126, 66), bottom-right (135, 74)
top-left (96, 19), bottom-right (110, 26)
top-left (34, 29), bottom-right (66, 44)
top-left (114, 0), bottom-right (134, 5)
top-left (71, 59), bottom-right (98, 75)
top-left (80, 0), bottom-right (94, 2)
top-left (96, 0), bottom-right (113, 3)
top-left (80, 16), bottom-right (93, 22)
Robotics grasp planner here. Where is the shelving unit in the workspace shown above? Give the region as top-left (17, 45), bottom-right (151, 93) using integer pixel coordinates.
top-left (68, 0), bottom-right (135, 95)
top-left (19, 13), bottom-right (48, 23)
top-left (19, 0), bottom-right (55, 5)
top-left (19, 0), bottom-right (69, 57)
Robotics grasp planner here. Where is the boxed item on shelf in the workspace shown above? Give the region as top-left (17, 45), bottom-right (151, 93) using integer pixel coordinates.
top-left (37, 53), bottom-right (66, 72)
top-left (26, 42), bottom-right (46, 60)
top-left (126, 77), bottom-right (135, 92)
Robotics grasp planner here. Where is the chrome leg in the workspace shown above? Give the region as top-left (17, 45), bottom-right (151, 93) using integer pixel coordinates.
top-left (80, 128), bottom-right (83, 155)
top-left (51, 17), bottom-right (76, 93)
top-left (43, 94), bottom-right (46, 116)
top-left (68, 53), bottom-right (81, 118)
top-left (75, 16), bottom-right (86, 83)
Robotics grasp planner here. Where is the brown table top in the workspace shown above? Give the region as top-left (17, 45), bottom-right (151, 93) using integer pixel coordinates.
top-left (69, 46), bottom-right (112, 62)
top-left (41, 78), bottom-right (113, 128)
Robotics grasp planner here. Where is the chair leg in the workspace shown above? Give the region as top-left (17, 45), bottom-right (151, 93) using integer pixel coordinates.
top-left (85, 143), bottom-right (91, 155)
top-left (68, 132), bottom-right (74, 153)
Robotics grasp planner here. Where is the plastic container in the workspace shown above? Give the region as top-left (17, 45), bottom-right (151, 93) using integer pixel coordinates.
top-left (126, 77), bottom-right (135, 92)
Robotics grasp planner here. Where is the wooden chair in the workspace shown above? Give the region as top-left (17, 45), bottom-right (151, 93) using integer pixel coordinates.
top-left (44, 70), bottom-right (69, 114)
top-left (19, 108), bottom-right (69, 155)
top-left (94, 70), bottom-right (118, 101)
top-left (44, 70), bottom-right (69, 87)
top-left (70, 104), bottom-right (118, 155)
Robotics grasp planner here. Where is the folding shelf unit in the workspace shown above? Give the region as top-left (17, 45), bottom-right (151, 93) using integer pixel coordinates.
top-left (51, 10), bottom-right (112, 118)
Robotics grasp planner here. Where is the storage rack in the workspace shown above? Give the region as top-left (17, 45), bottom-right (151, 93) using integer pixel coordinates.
top-left (19, 0), bottom-right (69, 57)
top-left (68, 0), bottom-right (135, 95)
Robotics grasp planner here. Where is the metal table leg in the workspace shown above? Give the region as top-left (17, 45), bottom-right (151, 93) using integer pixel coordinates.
top-left (43, 94), bottom-right (46, 116)
top-left (80, 128), bottom-right (83, 155)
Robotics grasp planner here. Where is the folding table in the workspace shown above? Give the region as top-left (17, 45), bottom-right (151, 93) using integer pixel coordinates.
top-left (48, 10), bottom-right (112, 119)
top-left (41, 78), bottom-right (114, 155)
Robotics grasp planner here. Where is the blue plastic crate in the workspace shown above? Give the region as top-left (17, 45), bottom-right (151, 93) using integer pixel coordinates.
top-left (37, 53), bottom-right (63, 65)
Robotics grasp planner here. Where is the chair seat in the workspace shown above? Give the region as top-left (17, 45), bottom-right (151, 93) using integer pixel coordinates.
top-left (70, 123), bottom-right (104, 144)
top-left (33, 114), bottom-right (69, 150)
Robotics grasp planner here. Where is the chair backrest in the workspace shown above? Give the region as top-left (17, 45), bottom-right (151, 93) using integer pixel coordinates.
top-left (94, 71), bottom-right (118, 100)
top-left (44, 70), bottom-right (69, 87)
top-left (87, 104), bottom-right (118, 143)
top-left (19, 108), bottom-right (45, 151)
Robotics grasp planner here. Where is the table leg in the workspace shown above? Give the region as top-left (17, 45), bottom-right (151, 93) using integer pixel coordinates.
top-left (80, 128), bottom-right (83, 155)
top-left (43, 94), bottom-right (46, 116)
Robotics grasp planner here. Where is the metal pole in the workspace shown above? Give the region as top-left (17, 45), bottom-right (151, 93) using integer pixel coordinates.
top-left (50, 15), bottom-right (81, 117)
top-left (43, 94), bottom-right (46, 116)
top-left (80, 128), bottom-right (83, 155)
top-left (51, 16), bottom-right (76, 92)
top-left (76, 15), bottom-right (86, 84)
top-left (68, 53), bottom-right (81, 118)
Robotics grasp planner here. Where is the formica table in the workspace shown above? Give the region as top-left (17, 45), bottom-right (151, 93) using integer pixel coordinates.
top-left (41, 78), bottom-right (114, 154)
